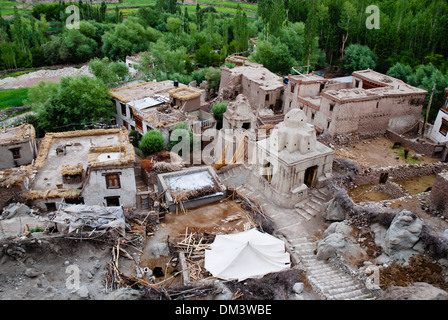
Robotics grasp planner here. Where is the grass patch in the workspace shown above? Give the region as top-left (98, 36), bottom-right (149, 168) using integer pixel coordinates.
top-left (1, 69), bottom-right (38, 79)
top-left (0, 88), bottom-right (29, 110)
top-left (391, 146), bottom-right (422, 165)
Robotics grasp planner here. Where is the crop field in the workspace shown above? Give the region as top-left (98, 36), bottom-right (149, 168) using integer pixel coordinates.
top-left (0, 0), bottom-right (257, 17)
top-left (0, 88), bottom-right (29, 110)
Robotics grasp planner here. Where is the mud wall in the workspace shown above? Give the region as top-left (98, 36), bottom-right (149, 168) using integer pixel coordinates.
top-left (386, 129), bottom-right (443, 157)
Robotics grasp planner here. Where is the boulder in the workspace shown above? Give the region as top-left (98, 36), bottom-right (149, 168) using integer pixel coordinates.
top-left (322, 199), bottom-right (346, 222)
top-left (149, 243), bottom-right (170, 258)
top-left (316, 232), bottom-right (346, 260)
top-left (77, 285), bottom-right (89, 299)
top-left (292, 282), bottom-right (305, 294)
top-left (24, 268), bottom-right (41, 278)
top-left (381, 282), bottom-right (448, 300)
top-left (2, 203), bottom-right (31, 219)
top-left (323, 221), bottom-right (353, 237)
top-left (383, 210), bottom-right (423, 258)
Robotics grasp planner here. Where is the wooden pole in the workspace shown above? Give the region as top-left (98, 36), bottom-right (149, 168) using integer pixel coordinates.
top-left (422, 83), bottom-right (436, 138)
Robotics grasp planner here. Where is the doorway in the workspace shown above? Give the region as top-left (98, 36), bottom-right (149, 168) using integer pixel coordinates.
top-left (304, 166), bottom-right (318, 189)
top-left (262, 162), bottom-right (274, 184)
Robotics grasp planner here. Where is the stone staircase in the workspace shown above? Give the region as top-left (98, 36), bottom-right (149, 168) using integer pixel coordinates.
top-left (293, 187), bottom-right (331, 222)
top-left (289, 237), bottom-right (373, 300)
top-left (217, 165), bottom-right (373, 300)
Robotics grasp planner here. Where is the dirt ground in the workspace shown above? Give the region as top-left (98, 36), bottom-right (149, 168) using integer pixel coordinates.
top-left (379, 255), bottom-right (448, 291)
top-left (0, 65), bottom-right (92, 90)
top-left (334, 136), bottom-right (439, 169)
top-left (0, 236), bottom-right (110, 300)
top-left (138, 200), bottom-right (256, 286)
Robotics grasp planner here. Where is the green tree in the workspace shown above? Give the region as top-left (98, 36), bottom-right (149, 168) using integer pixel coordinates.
top-left (102, 18), bottom-right (161, 60)
top-left (166, 16), bottom-right (182, 35)
top-left (407, 64), bottom-right (448, 123)
top-left (386, 62), bottom-right (413, 82)
top-left (30, 75), bottom-right (114, 133)
top-left (211, 101), bottom-right (227, 129)
top-left (88, 57), bottom-right (129, 86)
top-left (232, 5), bottom-right (249, 53)
top-left (195, 43), bottom-right (219, 67)
top-left (249, 40), bottom-right (295, 75)
top-left (139, 130), bottom-right (165, 156)
top-left (147, 39), bottom-right (189, 75)
top-left (205, 67), bottom-right (222, 94)
top-left (342, 44), bottom-right (376, 73)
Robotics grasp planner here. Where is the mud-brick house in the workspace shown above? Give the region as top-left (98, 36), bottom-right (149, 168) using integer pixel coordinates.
top-left (23, 127), bottom-right (137, 211)
top-left (0, 167), bottom-right (32, 210)
top-left (0, 124), bottom-right (38, 170)
top-left (219, 62), bottom-right (286, 130)
top-left (283, 69), bottom-right (428, 137)
top-left (110, 80), bottom-right (209, 145)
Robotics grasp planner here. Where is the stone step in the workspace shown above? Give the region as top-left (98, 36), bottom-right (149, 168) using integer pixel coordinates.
top-left (294, 208), bottom-right (312, 221)
top-left (309, 196), bottom-right (325, 206)
top-left (304, 200), bottom-right (321, 213)
top-left (330, 288), bottom-right (369, 300)
top-left (312, 189), bottom-right (330, 202)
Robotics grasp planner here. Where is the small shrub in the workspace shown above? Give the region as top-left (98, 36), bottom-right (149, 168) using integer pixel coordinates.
top-left (139, 130), bottom-right (165, 156)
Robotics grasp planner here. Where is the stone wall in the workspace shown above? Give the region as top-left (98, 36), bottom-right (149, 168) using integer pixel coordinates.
top-left (352, 162), bottom-right (448, 187)
top-left (429, 171), bottom-right (448, 218)
top-left (376, 180), bottom-right (408, 199)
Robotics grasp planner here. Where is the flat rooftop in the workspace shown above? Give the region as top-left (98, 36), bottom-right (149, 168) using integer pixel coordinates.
top-left (289, 74), bottom-right (326, 84)
top-left (27, 128), bottom-right (134, 197)
top-left (110, 80), bottom-right (186, 103)
top-left (0, 124), bottom-right (35, 145)
top-left (353, 69), bottom-right (427, 93)
top-left (225, 62), bottom-right (284, 91)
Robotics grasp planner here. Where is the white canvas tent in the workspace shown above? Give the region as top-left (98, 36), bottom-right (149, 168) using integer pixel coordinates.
top-left (204, 229), bottom-right (291, 281)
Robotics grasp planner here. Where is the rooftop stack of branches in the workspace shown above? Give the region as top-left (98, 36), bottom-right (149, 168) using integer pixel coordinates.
top-left (171, 185), bottom-right (218, 203)
top-left (60, 163), bottom-right (83, 176)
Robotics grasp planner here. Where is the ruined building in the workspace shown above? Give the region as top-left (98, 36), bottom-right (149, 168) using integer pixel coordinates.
top-left (219, 62), bottom-right (286, 130)
top-left (283, 69), bottom-right (428, 137)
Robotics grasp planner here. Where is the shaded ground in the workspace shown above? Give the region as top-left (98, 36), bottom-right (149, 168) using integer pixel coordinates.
top-left (396, 174), bottom-right (436, 195)
top-left (349, 184), bottom-right (392, 203)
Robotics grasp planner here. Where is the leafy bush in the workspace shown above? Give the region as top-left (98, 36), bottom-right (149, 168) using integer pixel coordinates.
top-left (139, 129), bottom-right (165, 156)
top-left (211, 101), bottom-right (227, 129)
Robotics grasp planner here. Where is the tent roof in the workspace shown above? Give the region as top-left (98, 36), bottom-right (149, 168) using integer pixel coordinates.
top-left (204, 229), bottom-right (290, 281)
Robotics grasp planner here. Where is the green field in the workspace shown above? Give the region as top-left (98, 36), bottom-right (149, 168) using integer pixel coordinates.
top-left (0, 88), bottom-right (29, 110)
top-left (0, 0), bottom-right (256, 17)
